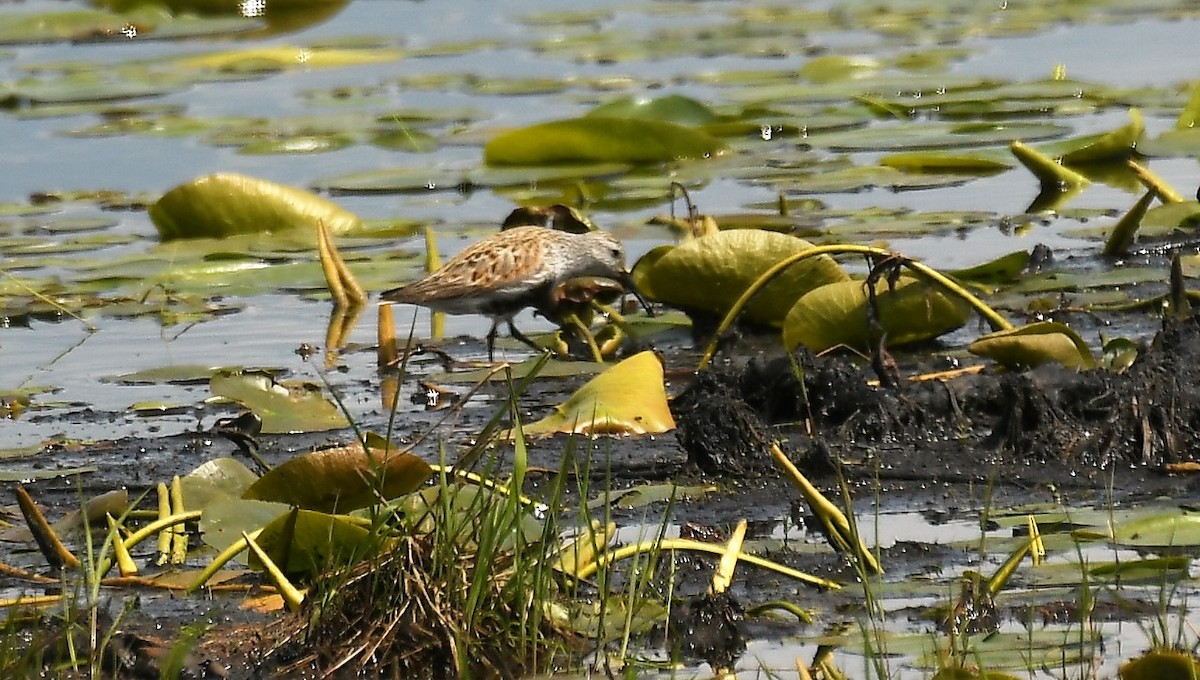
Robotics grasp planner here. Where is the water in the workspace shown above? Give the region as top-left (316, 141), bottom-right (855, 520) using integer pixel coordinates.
top-left (2, 0), bottom-right (1198, 486)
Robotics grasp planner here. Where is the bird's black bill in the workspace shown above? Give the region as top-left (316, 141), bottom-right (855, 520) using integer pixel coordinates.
top-left (619, 271), bottom-right (655, 317)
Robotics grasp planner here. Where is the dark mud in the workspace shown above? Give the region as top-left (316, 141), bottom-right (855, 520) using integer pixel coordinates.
top-left (8, 314), bottom-right (1200, 677)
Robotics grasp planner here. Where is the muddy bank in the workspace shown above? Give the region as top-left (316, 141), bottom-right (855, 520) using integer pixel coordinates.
top-left (9, 314), bottom-right (1200, 677)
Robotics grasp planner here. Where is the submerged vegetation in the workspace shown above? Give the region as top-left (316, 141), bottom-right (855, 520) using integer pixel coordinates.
top-left (7, 0), bottom-right (1200, 678)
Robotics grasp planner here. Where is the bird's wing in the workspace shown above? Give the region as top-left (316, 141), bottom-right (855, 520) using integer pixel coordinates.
top-left (381, 232), bottom-right (551, 304)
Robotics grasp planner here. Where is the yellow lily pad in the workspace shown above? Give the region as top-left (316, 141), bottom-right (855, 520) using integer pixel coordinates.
top-left (150, 173), bottom-right (361, 240)
top-left (243, 442), bottom-right (433, 514)
top-left (782, 277), bottom-right (971, 353)
top-left (523, 351), bottom-right (675, 436)
top-left (631, 229), bottom-right (849, 327)
top-left (968, 321), bottom-right (1096, 370)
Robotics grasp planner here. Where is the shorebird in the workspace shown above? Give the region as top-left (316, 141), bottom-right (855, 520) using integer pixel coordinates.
top-left (381, 226), bottom-right (638, 360)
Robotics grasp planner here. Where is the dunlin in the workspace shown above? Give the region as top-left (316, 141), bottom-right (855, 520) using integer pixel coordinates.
top-left (381, 226), bottom-right (636, 360)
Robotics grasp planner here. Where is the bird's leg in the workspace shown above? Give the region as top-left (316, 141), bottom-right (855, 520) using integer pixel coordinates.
top-left (507, 320), bottom-right (547, 354)
top-left (486, 321), bottom-right (500, 362)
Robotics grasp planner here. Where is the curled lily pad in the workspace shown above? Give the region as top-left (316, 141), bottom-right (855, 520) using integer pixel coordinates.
top-left (1058, 108), bottom-right (1144, 166)
top-left (631, 229), bottom-right (849, 327)
top-left (782, 277), bottom-right (971, 353)
top-left (968, 321), bottom-right (1096, 370)
top-left (150, 173), bottom-right (361, 240)
top-left (1142, 201), bottom-right (1200, 233)
top-left (523, 351), bottom-right (675, 436)
top-left (210, 369), bottom-right (349, 434)
top-left (1100, 337), bottom-right (1139, 373)
top-left (484, 117), bottom-right (728, 166)
top-left (242, 442), bottom-right (433, 513)
top-left (1010, 140), bottom-right (1090, 190)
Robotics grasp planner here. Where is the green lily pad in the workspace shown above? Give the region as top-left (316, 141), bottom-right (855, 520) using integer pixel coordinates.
top-left (179, 457), bottom-right (260, 511)
top-left (210, 370), bottom-right (349, 434)
top-left (800, 55), bottom-right (881, 84)
top-left (149, 173), bottom-right (361, 240)
top-left (198, 497), bottom-right (292, 557)
top-left (782, 277), bottom-right (971, 353)
top-left (586, 94), bottom-right (719, 126)
top-left (171, 45), bottom-right (402, 73)
top-left (484, 117), bottom-right (728, 166)
top-left (242, 442), bottom-right (433, 513)
top-left (968, 321), bottom-right (1096, 370)
top-left (251, 508), bottom-right (374, 575)
top-left (879, 151), bottom-right (1012, 173)
top-left (102, 364), bottom-right (232, 385)
top-left (631, 229), bottom-right (849, 327)
top-left (311, 163), bottom-right (629, 194)
top-left (806, 121), bottom-right (1069, 152)
top-left (948, 251), bottom-right (1031, 284)
top-left (523, 351), bottom-right (676, 436)
top-left (237, 134), bottom-right (354, 155)
top-left (1110, 510), bottom-right (1200, 549)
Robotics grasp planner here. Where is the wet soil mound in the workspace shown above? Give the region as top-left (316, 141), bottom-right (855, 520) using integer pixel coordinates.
top-left (673, 316), bottom-right (1200, 479)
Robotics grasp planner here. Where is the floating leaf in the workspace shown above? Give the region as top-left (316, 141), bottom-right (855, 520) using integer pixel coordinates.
top-left (171, 45), bottom-right (402, 73)
top-left (523, 351), bottom-right (675, 436)
top-left (484, 117), bottom-right (727, 166)
top-left (586, 94), bottom-right (718, 126)
top-left (252, 508), bottom-right (374, 575)
top-left (198, 497), bottom-right (291, 557)
top-left (179, 457), bottom-right (259, 511)
top-left (807, 121), bottom-right (1069, 152)
top-left (879, 151), bottom-right (1012, 173)
top-left (948, 251), bottom-right (1030, 284)
top-left (210, 369), bottom-right (349, 434)
top-left (242, 443), bottom-right (433, 513)
top-left (150, 173), bottom-right (361, 240)
top-left (1109, 510), bottom-right (1200, 549)
top-left (968, 321), bottom-right (1096, 370)
top-left (800, 55), bottom-right (880, 84)
top-left (631, 229), bottom-right (849, 327)
top-left (783, 277), bottom-right (970, 353)
top-left (102, 364), bottom-right (228, 385)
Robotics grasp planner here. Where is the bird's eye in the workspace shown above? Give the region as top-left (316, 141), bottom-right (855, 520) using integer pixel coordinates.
top-left (610, 247), bottom-right (622, 259)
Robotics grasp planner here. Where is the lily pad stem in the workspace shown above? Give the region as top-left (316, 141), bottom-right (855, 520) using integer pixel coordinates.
top-left (697, 244), bottom-right (1013, 371)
